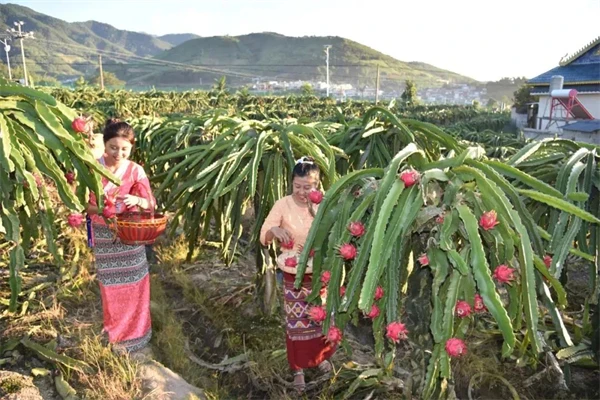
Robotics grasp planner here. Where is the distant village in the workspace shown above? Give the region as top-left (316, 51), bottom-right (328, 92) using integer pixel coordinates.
top-left (249, 79), bottom-right (491, 105)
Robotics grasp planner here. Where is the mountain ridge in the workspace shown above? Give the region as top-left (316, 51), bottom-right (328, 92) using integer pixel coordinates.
top-left (0, 3), bottom-right (477, 89)
top-left (147, 32), bottom-right (476, 88)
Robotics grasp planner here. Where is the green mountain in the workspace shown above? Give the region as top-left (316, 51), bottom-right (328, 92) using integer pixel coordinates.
top-left (158, 34), bottom-right (201, 47)
top-left (0, 3), bottom-right (476, 89)
top-left (146, 33), bottom-right (476, 89)
top-left (0, 3), bottom-right (190, 78)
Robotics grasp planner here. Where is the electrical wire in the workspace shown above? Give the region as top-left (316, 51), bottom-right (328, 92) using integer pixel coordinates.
top-left (16, 38), bottom-right (450, 86)
top-left (36, 38), bottom-right (255, 78)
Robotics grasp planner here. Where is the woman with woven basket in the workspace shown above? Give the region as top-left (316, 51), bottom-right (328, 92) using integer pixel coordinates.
top-left (86, 119), bottom-right (156, 354)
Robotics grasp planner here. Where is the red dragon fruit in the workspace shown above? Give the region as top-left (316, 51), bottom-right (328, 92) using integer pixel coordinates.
top-left (339, 243), bottom-right (357, 260)
top-left (455, 300), bottom-right (472, 318)
top-left (308, 189), bottom-right (323, 204)
top-left (65, 171), bottom-right (75, 184)
top-left (71, 116), bottom-right (88, 133)
top-left (386, 321), bottom-right (409, 343)
top-left (492, 264), bottom-right (515, 284)
top-left (374, 286), bottom-right (384, 301)
top-left (479, 210), bottom-right (499, 231)
top-left (284, 257), bottom-right (298, 268)
top-left (280, 238), bottom-right (295, 250)
top-left (474, 294), bottom-right (487, 313)
top-left (399, 170), bottom-right (420, 187)
top-left (320, 271), bottom-right (331, 285)
top-left (326, 326), bottom-right (343, 345)
top-left (418, 253), bottom-right (429, 266)
top-left (102, 198), bottom-right (117, 219)
top-left (445, 338), bottom-right (467, 358)
top-left (67, 213), bottom-right (84, 228)
top-left (307, 306), bottom-right (326, 323)
top-left (347, 221), bottom-right (366, 237)
top-left (365, 304), bottom-right (380, 319)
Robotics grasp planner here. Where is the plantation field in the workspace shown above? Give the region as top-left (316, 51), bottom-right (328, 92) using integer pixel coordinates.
top-left (0, 79), bottom-right (598, 399)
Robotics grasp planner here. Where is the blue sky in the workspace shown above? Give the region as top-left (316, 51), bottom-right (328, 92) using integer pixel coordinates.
top-left (1, 0), bottom-right (599, 81)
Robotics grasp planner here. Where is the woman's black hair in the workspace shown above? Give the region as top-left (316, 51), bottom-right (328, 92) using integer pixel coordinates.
top-left (292, 156), bottom-right (320, 178)
top-left (103, 118), bottom-right (135, 145)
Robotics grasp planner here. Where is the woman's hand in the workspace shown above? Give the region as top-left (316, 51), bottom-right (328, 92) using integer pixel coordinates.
top-left (123, 195), bottom-right (140, 207)
top-left (123, 195), bottom-right (150, 209)
top-left (270, 227), bottom-right (292, 244)
top-left (86, 204), bottom-right (99, 215)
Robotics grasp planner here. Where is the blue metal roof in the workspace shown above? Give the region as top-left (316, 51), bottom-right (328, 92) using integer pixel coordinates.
top-left (530, 83), bottom-right (600, 95)
top-left (528, 63), bottom-right (600, 86)
top-left (562, 120), bottom-right (600, 133)
top-left (561, 38), bottom-right (600, 66)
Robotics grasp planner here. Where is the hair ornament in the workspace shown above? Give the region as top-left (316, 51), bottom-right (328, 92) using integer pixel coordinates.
top-left (295, 156), bottom-right (314, 165)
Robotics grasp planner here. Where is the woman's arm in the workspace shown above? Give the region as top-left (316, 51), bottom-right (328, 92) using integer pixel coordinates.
top-left (86, 191), bottom-right (99, 215)
top-left (263, 228), bottom-right (276, 244)
top-left (125, 165), bottom-right (156, 211)
top-left (260, 200), bottom-right (288, 246)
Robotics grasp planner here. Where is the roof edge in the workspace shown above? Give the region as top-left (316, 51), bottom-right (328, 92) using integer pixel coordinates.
top-left (559, 36), bottom-right (600, 66)
top-left (531, 91), bottom-right (600, 95)
top-left (530, 80), bottom-right (600, 87)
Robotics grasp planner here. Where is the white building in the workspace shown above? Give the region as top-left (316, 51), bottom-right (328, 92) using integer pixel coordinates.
top-left (525, 37), bottom-right (600, 143)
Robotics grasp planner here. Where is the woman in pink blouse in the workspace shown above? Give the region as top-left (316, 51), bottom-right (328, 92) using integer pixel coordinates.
top-left (260, 157), bottom-right (336, 393)
top-left (86, 119), bottom-right (155, 354)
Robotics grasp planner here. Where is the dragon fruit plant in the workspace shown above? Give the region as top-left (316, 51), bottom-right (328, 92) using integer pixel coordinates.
top-left (294, 142), bottom-right (599, 398)
top-left (0, 78), bottom-right (119, 312)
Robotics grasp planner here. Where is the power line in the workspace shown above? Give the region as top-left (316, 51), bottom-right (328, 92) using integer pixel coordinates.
top-left (14, 39), bottom-right (446, 87)
top-left (22, 58), bottom-right (437, 85)
top-left (31, 40), bottom-right (428, 77)
top-left (35, 39), bottom-right (239, 76)
top-left (37, 38), bottom-right (256, 78)
top-left (24, 61), bottom-right (383, 68)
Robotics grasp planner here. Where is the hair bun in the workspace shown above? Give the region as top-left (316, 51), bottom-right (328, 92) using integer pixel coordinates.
top-left (105, 118), bottom-right (121, 129)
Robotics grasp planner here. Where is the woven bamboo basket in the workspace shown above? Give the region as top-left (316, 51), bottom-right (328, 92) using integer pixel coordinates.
top-left (116, 212), bottom-right (167, 245)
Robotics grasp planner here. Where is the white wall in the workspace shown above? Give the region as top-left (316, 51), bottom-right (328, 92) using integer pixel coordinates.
top-left (510, 107), bottom-right (528, 128)
top-left (580, 94), bottom-right (600, 118)
top-left (536, 93), bottom-right (600, 132)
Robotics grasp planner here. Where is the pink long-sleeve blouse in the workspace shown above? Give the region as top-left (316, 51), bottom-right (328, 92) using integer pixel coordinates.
top-left (260, 195), bottom-right (318, 273)
top-left (89, 157), bottom-right (155, 226)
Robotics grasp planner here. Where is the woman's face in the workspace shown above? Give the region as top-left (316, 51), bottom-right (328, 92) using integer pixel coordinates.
top-left (104, 137), bottom-right (132, 164)
top-left (292, 172), bottom-right (320, 203)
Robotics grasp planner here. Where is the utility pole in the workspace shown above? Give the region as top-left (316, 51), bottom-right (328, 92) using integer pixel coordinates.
top-left (98, 54), bottom-right (105, 90)
top-left (375, 65), bottom-right (380, 104)
top-left (8, 21), bottom-right (34, 86)
top-left (324, 45), bottom-right (331, 97)
top-left (0, 37), bottom-right (11, 80)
